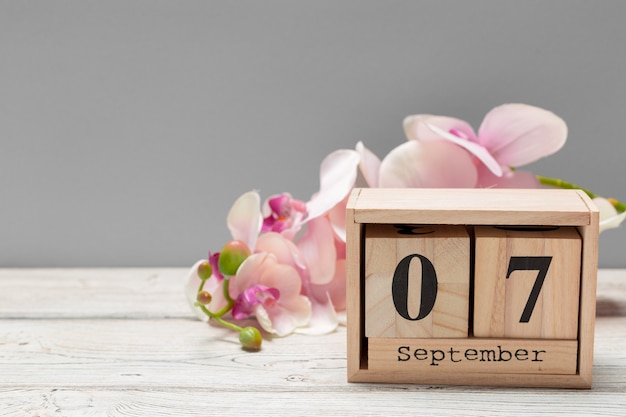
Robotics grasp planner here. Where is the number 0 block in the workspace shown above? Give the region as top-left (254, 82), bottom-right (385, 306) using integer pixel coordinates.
top-left (365, 224), bottom-right (470, 338)
top-left (473, 226), bottom-right (581, 339)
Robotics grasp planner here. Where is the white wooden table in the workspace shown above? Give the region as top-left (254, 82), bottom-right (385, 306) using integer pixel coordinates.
top-left (1, 268), bottom-right (625, 416)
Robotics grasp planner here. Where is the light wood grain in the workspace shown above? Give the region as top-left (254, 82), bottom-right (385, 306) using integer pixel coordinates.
top-left (0, 268), bottom-right (625, 415)
top-left (351, 188), bottom-right (592, 226)
top-left (0, 268), bottom-right (191, 318)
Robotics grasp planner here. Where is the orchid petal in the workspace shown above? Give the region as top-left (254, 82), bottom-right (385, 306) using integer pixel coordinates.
top-left (327, 194), bottom-right (350, 242)
top-left (296, 217), bottom-right (336, 286)
top-left (232, 285), bottom-right (280, 320)
top-left (259, 261), bottom-right (302, 300)
top-left (234, 251), bottom-right (302, 300)
top-left (283, 296), bottom-right (313, 328)
top-left (227, 191), bottom-right (262, 250)
top-left (477, 103), bottom-right (567, 168)
top-left (334, 235), bottom-right (346, 259)
top-left (306, 149), bottom-right (360, 221)
top-left (255, 232), bottom-right (306, 270)
top-left (255, 295), bottom-right (312, 337)
top-left (476, 165), bottom-right (540, 189)
top-left (403, 114), bottom-right (477, 142)
top-left (426, 122), bottom-right (503, 177)
top-left (378, 140), bottom-right (478, 188)
top-left (593, 197), bottom-right (626, 233)
top-left (231, 253), bottom-right (267, 294)
top-left (356, 141), bottom-right (381, 187)
top-left (601, 211), bottom-right (626, 233)
top-left (185, 260), bottom-right (209, 321)
top-left (294, 292), bottom-right (339, 335)
top-left (336, 311), bottom-right (347, 326)
top-left (314, 259), bottom-right (346, 311)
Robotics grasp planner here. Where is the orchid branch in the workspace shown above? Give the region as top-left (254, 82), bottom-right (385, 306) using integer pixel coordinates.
top-left (537, 175), bottom-right (626, 213)
top-left (194, 257), bottom-right (263, 351)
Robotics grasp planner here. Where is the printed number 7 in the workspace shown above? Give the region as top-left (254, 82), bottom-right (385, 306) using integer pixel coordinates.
top-left (506, 256), bottom-right (552, 323)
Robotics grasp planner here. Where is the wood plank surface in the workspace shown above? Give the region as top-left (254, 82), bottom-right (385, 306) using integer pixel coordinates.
top-left (350, 188), bottom-right (592, 226)
top-left (1, 268), bottom-right (625, 416)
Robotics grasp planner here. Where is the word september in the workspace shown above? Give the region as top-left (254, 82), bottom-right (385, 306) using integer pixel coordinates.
top-left (398, 345), bottom-right (546, 367)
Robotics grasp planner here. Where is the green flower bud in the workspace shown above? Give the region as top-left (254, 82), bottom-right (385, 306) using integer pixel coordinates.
top-left (197, 261), bottom-right (213, 281)
top-left (196, 290), bottom-right (212, 305)
top-left (239, 326), bottom-right (262, 351)
top-left (218, 240), bottom-right (251, 276)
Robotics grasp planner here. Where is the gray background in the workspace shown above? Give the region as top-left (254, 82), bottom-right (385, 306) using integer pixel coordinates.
top-left (1, 1), bottom-right (625, 267)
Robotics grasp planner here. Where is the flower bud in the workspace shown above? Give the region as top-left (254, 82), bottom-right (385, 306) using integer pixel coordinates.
top-left (196, 290), bottom-right (212, 305)
top-left (218, 240), bottom-right (251, 276)
top-left (197, 261), bottom-right (213, 281)
top-left (239, 326), bottom-right (262, 351)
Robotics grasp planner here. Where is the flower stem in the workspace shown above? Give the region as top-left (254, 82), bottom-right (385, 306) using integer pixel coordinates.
top-left (196, 277), bottom-right (235, 318)
top-left (537, 175), bottom-right (625, 213)
top-left (195, 304), bottom-right (244, 332)
top-left (194, 269), bottom-right (263, 350)
top-left (222, 277), bottom-right (235, 305)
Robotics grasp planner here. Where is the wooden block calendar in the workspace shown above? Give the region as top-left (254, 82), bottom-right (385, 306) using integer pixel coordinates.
top-left (346, 188), bottom-right (599, 388)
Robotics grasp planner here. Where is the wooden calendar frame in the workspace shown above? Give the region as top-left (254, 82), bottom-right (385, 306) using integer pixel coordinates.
top-left (346, 188), bottom-right (599, 388)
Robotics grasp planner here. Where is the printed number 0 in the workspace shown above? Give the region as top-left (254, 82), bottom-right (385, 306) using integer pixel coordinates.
top-left (391, 254), bottom-right (438, 321)
top-left (506, 256), bottom-right (552, 323)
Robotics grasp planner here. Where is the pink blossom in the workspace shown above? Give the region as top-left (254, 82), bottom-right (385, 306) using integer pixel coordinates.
top-left (219, 192), bottom-right (314, 336)
top-left (232, 250), bottom-right (311, 336)
top-left (232, 285), bottom-right (280, 320)
top-left (402, 104), bottom-right (567, 187)
top-left (261, 193), bottom-right (307, 238)
top-left (186, 145), bottom-right (360, 335)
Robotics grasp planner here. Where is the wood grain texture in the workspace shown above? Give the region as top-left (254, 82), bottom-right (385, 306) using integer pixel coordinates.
top-left (0, 268), bottom-right (625, 416)
top-left (0, 268), bottom-right (191, 318)
top-left (351, 188), bottom-right (592, 226)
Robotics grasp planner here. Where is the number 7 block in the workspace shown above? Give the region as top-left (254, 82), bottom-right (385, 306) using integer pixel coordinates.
top-left (473, 226), bottom-right (581, 339)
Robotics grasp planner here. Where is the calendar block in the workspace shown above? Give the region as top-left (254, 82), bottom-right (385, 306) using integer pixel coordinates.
top-left (473, 226), bottom-right (581, 339)
top-left (365, 224), bottom-right (470, 338)
top-left (346, 188), bottom-right (599, 388)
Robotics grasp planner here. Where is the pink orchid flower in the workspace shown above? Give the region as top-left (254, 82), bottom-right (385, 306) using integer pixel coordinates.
top-left (261, 193), bottom-right (307, 239)
top-left (402, 103), bottom-right (567, 187)
top-left (185, 147), bottom-right (360, 335)
top-left (260, 149), bottom-right (361, 241)
top-left (226, 194), bottom-right (341, 336)
top-left (592, 197), bottom-right (626, 233)
top-left (231, 248), bottom-right (311, 337)
top-left (184, 191), bottom-right (313, 335)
